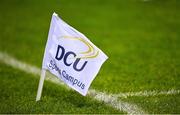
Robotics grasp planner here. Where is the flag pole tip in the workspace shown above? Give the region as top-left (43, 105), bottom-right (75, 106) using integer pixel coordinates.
top-left (53, 12), bottom-right (58, 16)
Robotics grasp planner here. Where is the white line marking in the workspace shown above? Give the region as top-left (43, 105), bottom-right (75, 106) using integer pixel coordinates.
top-left (0, 51), bottom-right (145, 114)
top-left (88, 89), bottom-right (145, 114)
top-left (1, 52), bottom-right (180, 113)
top-left (114, 89), bottom-right (180, 99)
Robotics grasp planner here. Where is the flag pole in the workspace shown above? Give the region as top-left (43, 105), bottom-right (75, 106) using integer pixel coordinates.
top-left (36, 69), bottom-right (46, 101)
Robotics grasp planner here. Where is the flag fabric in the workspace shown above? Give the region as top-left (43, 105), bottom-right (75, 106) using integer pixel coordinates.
top-left (42, 12), bottom-right (108, 96)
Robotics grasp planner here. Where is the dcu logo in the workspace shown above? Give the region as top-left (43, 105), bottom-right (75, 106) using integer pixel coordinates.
top-left (55, 36), bottom-right (99, 72)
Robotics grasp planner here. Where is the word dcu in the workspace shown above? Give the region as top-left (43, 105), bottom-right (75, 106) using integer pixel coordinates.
top-left (42, 13), bottom-right (108, 96)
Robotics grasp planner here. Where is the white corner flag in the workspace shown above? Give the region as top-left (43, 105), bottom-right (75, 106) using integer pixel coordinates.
top-left (36, 12), bottom-right (108, 101)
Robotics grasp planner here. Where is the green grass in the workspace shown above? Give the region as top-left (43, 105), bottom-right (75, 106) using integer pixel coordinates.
top-left (0, 63), bottom-right (121, 113)
top-left (120, 94), bottom-right (180, 114)
top-left (0, 0), bottom-right (180, 113)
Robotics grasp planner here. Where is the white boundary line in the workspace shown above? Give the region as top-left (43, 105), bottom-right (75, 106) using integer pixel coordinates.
top-left (88, 89), bottom-right (145, 114)
top-left (114, 89), bottom-right (180, 99)
top-left (0, 51), bottom-right (145, 114)
top-left (1, 52), bottom-right (179, 114)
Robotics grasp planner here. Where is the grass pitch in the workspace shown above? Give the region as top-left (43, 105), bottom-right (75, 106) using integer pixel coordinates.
top-left (0, 0), bottom-right (179, 114)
